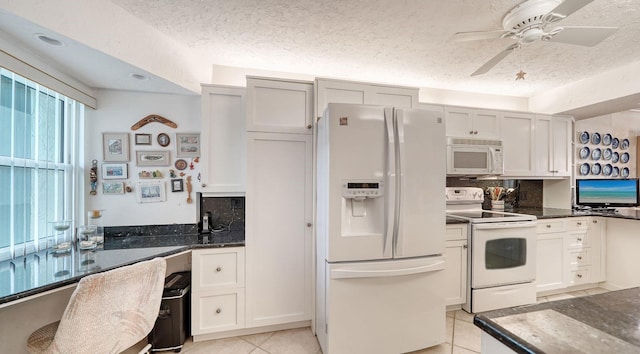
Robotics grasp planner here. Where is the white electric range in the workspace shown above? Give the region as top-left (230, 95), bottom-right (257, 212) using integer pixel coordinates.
top-left (446, 187), bottom-right (537, 313)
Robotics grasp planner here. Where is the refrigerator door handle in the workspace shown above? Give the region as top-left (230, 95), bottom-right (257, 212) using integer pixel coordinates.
top-left (330, 259), bottom-right (445, 279)
top-left (393, 109), bottom-right (406, 256)
top-left (384, 108), bottom-right (396, 259)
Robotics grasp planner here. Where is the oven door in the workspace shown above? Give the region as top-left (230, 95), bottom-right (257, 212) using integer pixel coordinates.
top-left (471, 221), bottom-right (536, 288)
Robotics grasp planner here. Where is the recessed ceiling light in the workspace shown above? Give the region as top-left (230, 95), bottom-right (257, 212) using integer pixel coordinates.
top-left (129, 73), bottom-right (149, 81)
top-left (34, 33), bottom-right (64, 47)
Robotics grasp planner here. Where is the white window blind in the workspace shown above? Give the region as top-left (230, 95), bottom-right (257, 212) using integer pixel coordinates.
top-left (0, 67), bottom-right (82, 261)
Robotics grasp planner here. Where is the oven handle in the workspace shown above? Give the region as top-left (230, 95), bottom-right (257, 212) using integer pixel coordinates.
top-left (474, 221), bottom-right (536, 230)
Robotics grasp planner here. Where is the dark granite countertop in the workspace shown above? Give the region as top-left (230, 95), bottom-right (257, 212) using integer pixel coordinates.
top-left (503, 206), bottom-right (640, 221)
top-left (0, 225), bottom-right (244, 306)
top-left (446, 216), bottom-right (469, 224)
top-left (474, 288), bottom-right (640, 353)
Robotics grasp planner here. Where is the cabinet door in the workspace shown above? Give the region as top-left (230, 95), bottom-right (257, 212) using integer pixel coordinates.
top-left (245, 132), bottom-right (313, 327)
top-left (192, 248), bottom-right (245, 292)
top-left (534, 115), bottom-right (553, 177)
top-left (536, 233), bottom-right (565, 292)
top-left (473, 109), bottom-right (500, 139)
top-left (588, 217), bottom-right (605, 282)
top-left (501, 112), bottom-right (535, 176)
top-left (201, 85), bottom-right (246, 195)
top-left (444, 239), bottom-right (467, 306)
top-left (192, 289), bottom-right (246, 334)
top-left (368, 85), bottom-right (418, 109)
top-left (315, 79), bottom-right (367, 119)
top-left (552, 116), bottom-right (572, 177)
top-left (445, 106), bottom-right (473, 137)
top-left (246, 78), bottom-right (313, 134)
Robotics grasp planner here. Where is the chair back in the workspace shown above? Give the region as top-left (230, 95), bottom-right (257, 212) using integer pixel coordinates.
top-left (44, 257), bottom-right (166, 354)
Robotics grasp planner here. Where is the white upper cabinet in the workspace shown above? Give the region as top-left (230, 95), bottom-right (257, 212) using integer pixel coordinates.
top-left (535, 115), bottom-right (572, 177)
top-left (246, 77), bottom-right (314, 134)
top-left (200, 85), bottom-right (246, 195)
top-left (315, 78), bottom-right (418, 118)
top-left (501, 112), bottom-right (535, 176)
top-left (445, 106), bottom-right (500, 139)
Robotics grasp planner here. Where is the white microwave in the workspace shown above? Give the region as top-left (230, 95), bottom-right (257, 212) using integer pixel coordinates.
top-left (446, 138), bottom-right (504, 175)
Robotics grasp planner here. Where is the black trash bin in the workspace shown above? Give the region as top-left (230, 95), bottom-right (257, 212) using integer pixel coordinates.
top-left (148, 271), bottom-right (191, 352)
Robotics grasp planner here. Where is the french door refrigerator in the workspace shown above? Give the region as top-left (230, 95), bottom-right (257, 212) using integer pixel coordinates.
top-left (316, 103), bottom-right (446, 354)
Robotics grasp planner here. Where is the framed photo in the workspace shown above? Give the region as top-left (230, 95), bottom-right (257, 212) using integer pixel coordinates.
top-left (136, 151), bottom-right (170, 166)
top-left (176, 133), bottom-right (200, 157)
top-left (157, 133), bottom-right (170, 147)
top-left (103, 181), bottom-right (125, 195)
top-left (103, 133), bottom-right (129, 162)
top-left (136, 181), bottom-right (166, 203)
top-left (135, 133), bottom-right (152, 145)
top-left (101, 163), bottom-right (128, 180)
top-left (171, 178), bottom-right (184, 192)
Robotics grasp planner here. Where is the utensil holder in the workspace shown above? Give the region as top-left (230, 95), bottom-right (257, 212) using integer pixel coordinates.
top-left (491, 200), bottom-right (505, 210)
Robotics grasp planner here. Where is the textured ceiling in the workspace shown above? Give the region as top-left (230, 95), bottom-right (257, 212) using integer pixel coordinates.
top-left (107, 0), bottom-right (640, 97)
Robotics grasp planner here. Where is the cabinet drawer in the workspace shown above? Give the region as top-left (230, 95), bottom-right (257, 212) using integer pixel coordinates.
top-left (192, 289), bottom-right (245, 334)
top-left (536, 220), bottom-right (564, 234)
top-left (192, 248), bottom-right (245, 291)
top-left (568, 249), bottom-right (591, 268)
top-left (566, 218), bottom-right (588, 232)
top-left (446, 224), bottom-right (467, 241)
top-left (567, 267), bottom-right (590, 286)
top-left (566, 232), bottom-right (589, 248)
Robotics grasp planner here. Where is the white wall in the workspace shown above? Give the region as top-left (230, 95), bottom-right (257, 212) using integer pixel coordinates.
top-left (84, 89), bottom-right (200, 226)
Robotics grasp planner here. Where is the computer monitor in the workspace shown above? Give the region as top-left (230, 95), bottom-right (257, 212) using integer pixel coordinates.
top-left (575, 178), bottom-right (639, 208)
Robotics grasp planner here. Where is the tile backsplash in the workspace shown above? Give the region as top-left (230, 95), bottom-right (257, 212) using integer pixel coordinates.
top-left (198, 195), bottom-right (245, 232)
top-left (446, 178), bottom-right (543, 208)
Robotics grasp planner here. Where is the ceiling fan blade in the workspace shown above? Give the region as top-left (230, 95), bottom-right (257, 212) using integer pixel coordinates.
top-left (471, 43), bottom-right (519, 77)
top-left (546, 0), bottom-right (594, 21)
top-left (451, 29), bottom-right (509, 42)
top-left (546, 26), bottom-right (618, 46)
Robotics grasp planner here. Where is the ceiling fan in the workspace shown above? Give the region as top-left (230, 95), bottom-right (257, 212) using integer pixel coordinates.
top-left (452, 0), bottom-right (618, 76)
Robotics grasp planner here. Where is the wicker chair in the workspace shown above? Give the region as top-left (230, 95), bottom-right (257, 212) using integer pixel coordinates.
top-left (27, 257), bottom-right (167, 354)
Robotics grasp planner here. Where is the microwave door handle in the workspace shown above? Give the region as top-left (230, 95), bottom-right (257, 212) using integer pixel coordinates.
top-left (488, 148), bottom-right (495, 172)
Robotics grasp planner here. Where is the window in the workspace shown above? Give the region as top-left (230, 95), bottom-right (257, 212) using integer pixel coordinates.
top-left (0, 68), bottom-right (82, 261)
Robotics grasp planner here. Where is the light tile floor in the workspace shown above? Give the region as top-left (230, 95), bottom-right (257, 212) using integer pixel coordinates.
top-left (128, 288), bottom-right (608, 354)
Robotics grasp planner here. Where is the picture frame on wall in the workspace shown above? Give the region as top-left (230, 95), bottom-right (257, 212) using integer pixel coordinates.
top-left (102, 163), bottom-right (128, 179)
top-left (103, 181), bottom-right (125, 195)
top-left (136, 151), bottom-right (170, 166)
top-left (136, 181), bottom-right (166, 203)
top-left (176, 133), bottom-right (200, 157)
top-left (171, 178), bottom-right (184, 192)
top-left (103, 133), bottom-right (130, 162)
top-left (135, 133), bottom-right (152, 145)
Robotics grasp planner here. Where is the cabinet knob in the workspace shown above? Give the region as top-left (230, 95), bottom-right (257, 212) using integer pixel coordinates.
top-left (201, 183), bottom-right (207, 188)
top-left (593, 220), bottom-right (598, 224)
top-left (307, 223), bottom-right (312, 227)
top-left (463, 244), bottom-right (468, 249)
top-left (474, 131), bottom-right (478, 135)
top-left (216, 308), bottom-right (222, 314)
top-left (216, 267), bottom-right (222, 272)
top-left (577, 274), bottom-right (583, 278)
top-left (469, 131), bottom-right (474, 135)
top-left (577, 237), bottom-right (582, 242)
top-left (577, 256), bottom-right (582, 260)
top-left (546, 224), bottom-right (551, 228)
top-left (577, 222), bottom-right (582, 226)
top-left (307, 124), bottom-right (312, 129)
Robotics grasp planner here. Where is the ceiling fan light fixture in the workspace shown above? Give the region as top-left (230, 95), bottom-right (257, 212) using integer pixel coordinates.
top-left (521, 27), bottom-right (544, 44)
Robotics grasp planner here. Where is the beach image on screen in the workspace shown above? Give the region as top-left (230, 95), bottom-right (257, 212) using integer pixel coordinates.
top-left (578, 179), bottom-right (638, 204)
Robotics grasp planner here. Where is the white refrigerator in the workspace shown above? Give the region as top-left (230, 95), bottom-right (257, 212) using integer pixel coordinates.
top-left (316, 103), bottom-right (446, 354)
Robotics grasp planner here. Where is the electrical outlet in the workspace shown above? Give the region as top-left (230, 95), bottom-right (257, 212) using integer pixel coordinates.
top-left (231, 197), bottom-right (244, 209)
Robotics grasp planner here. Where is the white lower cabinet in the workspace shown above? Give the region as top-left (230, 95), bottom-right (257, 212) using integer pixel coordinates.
top-left (444, 224), bottom-right (468, 306)
top-left (535, 217), bottom-right (605, 294)
top-left (191, 247), bottom-right (246, 336)
top-left (245, 132), bottom-right (313, 328)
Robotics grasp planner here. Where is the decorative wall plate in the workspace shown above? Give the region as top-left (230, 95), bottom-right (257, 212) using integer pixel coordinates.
top-left (622, 167), bottom-right (630, 178)
top-left (591, 163), bottom-right (601, 175)
top-left (612, 152), bottom-right (620, 163)
top-left (579, 146), bottom-right (590, 159)
top-left (612, 138), bottom-right (620, 149)
top-left (621, 152), bottom-right (630, 163)
top-left (621, 138), bottom-right (630, 150)
top-left (591, 132), bottom-right (601, 145)
top-left (579, 163), bottom-right (590, 176)
top-left (591, 148), bottom-right (601, 160)
top-left (579, 131), bottom-right (590, 144)
top-left (603, 164), bottom-right (613, 176)
top-left (603, 148), bottom-right (612, 160)
top-left (612, 166), bottom-right (620, 177)
top-left (602, 133), bottom-right (612, 146)
top-left (174, 159), bottom-right (188, 170)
